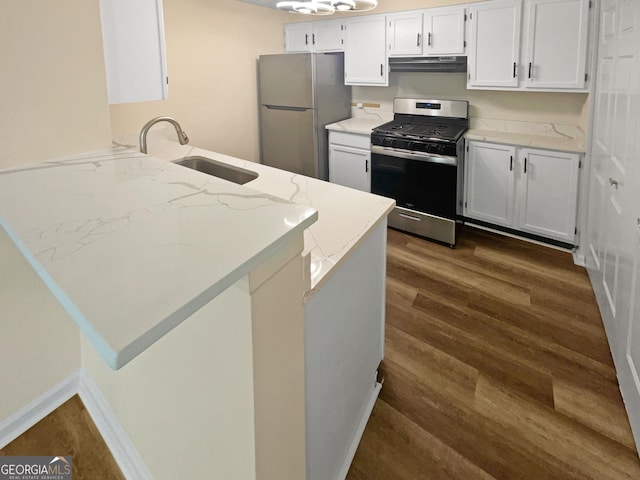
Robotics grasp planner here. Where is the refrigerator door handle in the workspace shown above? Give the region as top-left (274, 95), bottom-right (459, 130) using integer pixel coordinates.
top-left (264, 105), bottom-right (312, 112)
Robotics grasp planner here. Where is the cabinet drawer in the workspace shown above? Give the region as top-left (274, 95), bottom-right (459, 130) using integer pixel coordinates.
top-left (329, 131), bottom-right (371, 150)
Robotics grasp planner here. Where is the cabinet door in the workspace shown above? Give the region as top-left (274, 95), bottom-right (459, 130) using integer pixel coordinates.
top-left (523, 0), bottom-right (589, 89)
top-left (423, 6), bottom-right (466, 56)
top-left (313, 20), bottom-right (343, 52)
top-left (465, 141), bottom-right (517, 227)
top-left (99, 0), bottom-right (168, 104)
top-left (329, 144), bottom-right (371, 192)
top-left (285, 23), bottom-right (312, 52)
top-left (344, 15), bottom-right (388, 86)
top-left (467, 0), bottom-right (522, 88)
top-left (517, 148), bottom-right (579, 242)
top-left (388, 12), bottom-right (423, 56)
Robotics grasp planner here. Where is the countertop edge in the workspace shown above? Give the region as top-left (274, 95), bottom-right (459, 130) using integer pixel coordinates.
top-left (303, 204), bottom-right (394, 302)
top-left (0, 215), bottom-right (121, 368)
top-left (1, 172), bottom-right (318, 370)
top-left (325, 118), bottom-right (389, 135)
top-left (116, 211), bottom-right (316, 369)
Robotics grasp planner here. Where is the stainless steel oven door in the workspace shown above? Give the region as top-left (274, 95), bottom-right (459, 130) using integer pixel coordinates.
top-left (371, 145), bottom-right (459, 245)
top-left (371, 145), bottom-right (458, 220)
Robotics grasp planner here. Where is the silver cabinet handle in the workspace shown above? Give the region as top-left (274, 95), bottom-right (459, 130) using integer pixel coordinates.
top-left (417, 33), bottom-right (421, 47)
top-left (399, 213), bottom-right (421, 222)
top-left (609, 177), bottom-right (619, 188)
top-left (305, 33), bottom-right (309, 45)
top-left (428, 32), bottom-right (432, 46)
top-left (380, 64), bottom-right (384, 76)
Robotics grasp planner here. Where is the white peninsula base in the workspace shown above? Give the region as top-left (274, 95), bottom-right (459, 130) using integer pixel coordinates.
top-left (305, 220), bottom-right (387, 480)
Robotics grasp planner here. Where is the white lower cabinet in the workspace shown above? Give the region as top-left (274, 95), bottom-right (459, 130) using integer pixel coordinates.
top-left (465, 141), bottom-right (517, 227)
top-left (465, 140), bottom-right (580, 243)
top-left (328, 131), bottom-right (371, 192)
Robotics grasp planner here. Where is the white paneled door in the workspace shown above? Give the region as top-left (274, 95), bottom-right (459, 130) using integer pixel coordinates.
top-left (586, 0), bottom-right (640, 449)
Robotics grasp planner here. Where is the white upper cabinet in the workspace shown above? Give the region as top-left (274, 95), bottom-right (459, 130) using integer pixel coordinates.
top-left (344, 15), bottom-right (388, 86)
top-left (523, 0), bottom-right (590, 89)
top-left (285, 20), bottom-right (343, 53)
top-left (313, 19), bottom-right (344, 52)
top-left (285, 23), bottom-right (314, 52)
top-left (423, 5), bottom-right (466, 56)
top-left (388, 6), bottom-right (465, 57)
top-left (467, 0), bottom-right (590, 91)
top-left (99, 0), bottom-right (168, 104)
top-left (388, 12), bottom-right (423, 57)
top-left (467, 0), bottom-right (522, 89)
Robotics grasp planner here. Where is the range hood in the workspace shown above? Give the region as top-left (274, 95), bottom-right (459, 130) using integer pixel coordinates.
top-left (388, 56), bottom-right (467, 73)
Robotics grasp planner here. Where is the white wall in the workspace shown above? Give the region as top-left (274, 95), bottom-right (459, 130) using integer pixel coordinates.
top-left (0, 0), bottom-right (111, 169)
top-left (353, 73), bottom-right (589, 130)
top-left (82, 280), bottom-right (257, 480)
top-left (0, 0), bottom-right (112, 422)
top-left (0, 232), bottom-right (81, 421)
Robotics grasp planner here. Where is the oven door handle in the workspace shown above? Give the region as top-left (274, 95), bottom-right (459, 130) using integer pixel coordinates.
top-left (371, 145), bottom-right (458, 166)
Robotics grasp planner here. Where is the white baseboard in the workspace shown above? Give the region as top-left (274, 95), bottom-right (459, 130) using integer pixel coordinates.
top-left (337, 381), bottom-right (382, 480)
top-left (77, 369), bottom-right (153, 480)
top-left (572, 249), bottom-right (587, 267)
top-left (0, 371), bottom-right (80, 448)
top-left (0, 369), bottom-right (151, 480)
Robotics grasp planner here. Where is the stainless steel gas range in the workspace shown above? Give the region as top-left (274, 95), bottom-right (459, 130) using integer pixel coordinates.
top-left (371, 98), bottom-right (469, 247)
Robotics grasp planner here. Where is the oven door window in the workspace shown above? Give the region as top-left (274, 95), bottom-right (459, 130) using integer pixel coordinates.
top-left (371, 152), bottom-right (457, 219)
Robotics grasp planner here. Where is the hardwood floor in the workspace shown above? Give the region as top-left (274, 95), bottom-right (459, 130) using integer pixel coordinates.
top-left (0, 395), bottom-right (124, 480)
top-left (3, 226), bottom-right (639, 479)
top-left (347, 226), bottom-right (640, 480)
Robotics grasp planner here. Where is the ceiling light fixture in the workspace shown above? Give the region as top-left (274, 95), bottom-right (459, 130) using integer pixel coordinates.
top-left (276, 1), bottom-right (335, 15)
top-left (276, 0), bottom-right (377, 15)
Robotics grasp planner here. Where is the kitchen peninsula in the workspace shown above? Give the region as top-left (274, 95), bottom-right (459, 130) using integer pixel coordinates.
top-left (0, 142), bottom-right (394, 480)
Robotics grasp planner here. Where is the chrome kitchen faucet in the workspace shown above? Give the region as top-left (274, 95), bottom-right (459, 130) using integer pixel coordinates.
top-left (139, 116), bottom-right (189, 154)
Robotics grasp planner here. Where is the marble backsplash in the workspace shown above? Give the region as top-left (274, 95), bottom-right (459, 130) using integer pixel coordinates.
top-left (469, 117), bottom-right (586, 143)
top-left (350, 103), bottom-right (585, 144)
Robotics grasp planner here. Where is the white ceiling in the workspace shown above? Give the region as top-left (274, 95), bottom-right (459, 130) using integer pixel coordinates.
top-left (236, 0), bottom-right (279, 9)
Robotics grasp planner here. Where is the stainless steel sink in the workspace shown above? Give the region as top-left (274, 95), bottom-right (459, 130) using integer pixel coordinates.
top-left (173, 156), bottom-right (258, 185)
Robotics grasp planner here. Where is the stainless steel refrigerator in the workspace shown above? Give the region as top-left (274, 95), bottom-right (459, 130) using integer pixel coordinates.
top-left (258, 53), bottom-right (351, 180)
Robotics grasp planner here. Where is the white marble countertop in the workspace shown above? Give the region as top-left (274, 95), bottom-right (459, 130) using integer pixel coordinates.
top-left (325, 117), bottom-right (389, 135)
top-left (326, 116), bottom-right (586, 153)
top-left (465, 129), bottom-right (586, 153)
top-left (465, 118), bottom-right (586, 153)
top-left (0, 147), bottom-right (317, 369)
top-left (138, 136), bottom-right (395, 299)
